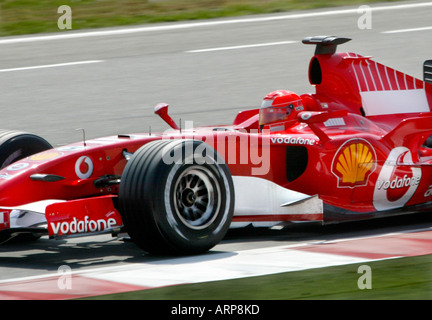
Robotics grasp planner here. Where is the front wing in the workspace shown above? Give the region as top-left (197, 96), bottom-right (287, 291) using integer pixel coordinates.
top-left (0, 195), bottom-right (123, 242)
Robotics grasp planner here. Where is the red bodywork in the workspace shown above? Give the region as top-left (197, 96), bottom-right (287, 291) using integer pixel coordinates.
top-left (1, 36), bottom-right (432, 242)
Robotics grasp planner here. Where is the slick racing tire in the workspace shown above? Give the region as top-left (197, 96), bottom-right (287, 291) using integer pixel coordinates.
top-left (0, 130), bottom-right (52, 169)
top-left (0, 130), bottom-right (52, 243)
top-left (119, 139), bottom-right (235, 255)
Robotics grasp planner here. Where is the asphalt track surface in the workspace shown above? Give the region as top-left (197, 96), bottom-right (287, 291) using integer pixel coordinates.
top-left (1, 0), bottom-right (432, 288)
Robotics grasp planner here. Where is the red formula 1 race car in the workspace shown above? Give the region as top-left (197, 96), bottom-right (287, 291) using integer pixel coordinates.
top-left (0, 36), bottom-right (432, 255)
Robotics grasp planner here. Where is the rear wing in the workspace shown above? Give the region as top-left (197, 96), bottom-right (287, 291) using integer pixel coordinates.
top-left (302, 36), bottom-right (432, 119)
top-left (302, 36), bottom-right (351, 55)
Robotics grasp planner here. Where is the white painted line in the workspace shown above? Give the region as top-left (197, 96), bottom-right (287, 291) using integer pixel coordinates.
top-left (84, 250), bottom-right (367, 288)
top-left (0, 244), bottom-right (367, 288)
top-left (1, 2), bottom-right (432, 45)
top-left (0, 228), bottom-right (417, 286)
top-left (186, 40), bottom-right (297, 53)
top-left (1, 227), bottom-right (430, 291)
top-left (382, 26), bottom-right (432, 34)
top-left (0, 60), bottom-right (104, 73)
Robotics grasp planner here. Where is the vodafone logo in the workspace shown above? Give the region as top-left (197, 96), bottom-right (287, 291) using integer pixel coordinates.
top-left (373, 147), bottom-right (422, 211)
top-left (270, 136), bottom-right (316, 146)
top-left (425, 185), bottom-right (432, 198)
top-left (75, 156), bottom-right (93, 179)
top-left (50, 215), bottom-right (118, 235)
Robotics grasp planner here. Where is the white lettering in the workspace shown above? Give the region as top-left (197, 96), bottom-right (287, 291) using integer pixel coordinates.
top-left (60, 222), bottom-right (69, 234)
top-left (214, 304), bottom-right (259, 315)
top-left (373, 147), bottom-right (422, 211)
top-left (171, 304), bottom-right (205, 317)
top-left (107, 218), bottom-right (117, 228)
top-left (50, 216), bottom-right (118, 235)
top-left (271, 136), bottom-right (315, 145)
top-left (425, 185), bottom-right (432, 197)
top-left (160, 123), bottom-right (271, 176)
top-left (377, 174), bottom-right (421, 191)
top-left (51, 221), bottom-right (61, 235)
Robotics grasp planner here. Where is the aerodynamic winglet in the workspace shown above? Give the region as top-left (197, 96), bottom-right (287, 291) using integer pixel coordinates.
top-left (302, 36), bottom-right (351, 55)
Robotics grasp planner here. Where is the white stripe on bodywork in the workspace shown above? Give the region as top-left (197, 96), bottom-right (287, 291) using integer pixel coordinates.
top-left (231, 176), bottom-right (322, 226)
top-left (360, 89), bottom-right (430, 116)
top-left (2, 200), bottom-right (64, 228)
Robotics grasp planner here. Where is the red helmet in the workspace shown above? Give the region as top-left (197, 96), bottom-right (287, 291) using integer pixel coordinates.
top-left (259, 90), bottom-right (304, 126)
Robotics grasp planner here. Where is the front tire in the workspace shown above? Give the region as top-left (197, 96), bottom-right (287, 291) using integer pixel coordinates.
top-left (119, 139), bottom-right (235, 255)
top-left (0, 130), bottom-right (52, 243)
top-left (0, 130), bottom-right (52, 169)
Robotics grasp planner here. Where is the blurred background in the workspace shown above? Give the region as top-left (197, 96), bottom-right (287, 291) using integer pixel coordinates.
top-left (1, 0), bottom-right (432, 300)
top-left (0, 0), bottom-right (427, 147)
top-left (0, 0), bottom-right (401, 36)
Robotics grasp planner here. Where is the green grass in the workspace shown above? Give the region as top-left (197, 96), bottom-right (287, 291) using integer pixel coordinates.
top-left (0, 0), bottom-right (402, 36)
top-left (82, 255), bottom-right (432, 300)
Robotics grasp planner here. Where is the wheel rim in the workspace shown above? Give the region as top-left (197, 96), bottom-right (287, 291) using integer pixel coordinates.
top-left (173, 166), bottom-right (221, 230)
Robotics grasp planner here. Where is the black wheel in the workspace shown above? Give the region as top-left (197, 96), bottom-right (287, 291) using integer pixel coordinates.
top-left (0, 130), bottom-right (52, 243)
top-left (119, 139), bottom-right (235, 255)
top-left (0, 130), bottom-right (52, 169)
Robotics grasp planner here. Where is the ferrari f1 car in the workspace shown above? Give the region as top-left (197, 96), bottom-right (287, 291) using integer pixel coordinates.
top-left (0, 36), bottom-right (431, 255)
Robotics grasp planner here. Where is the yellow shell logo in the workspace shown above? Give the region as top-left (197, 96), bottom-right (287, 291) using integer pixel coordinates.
top-left (332, 139), bottom-right (377, 188)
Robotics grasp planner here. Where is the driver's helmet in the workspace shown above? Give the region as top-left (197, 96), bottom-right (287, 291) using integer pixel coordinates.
top-left (259, 90), bottom-right (304, 126)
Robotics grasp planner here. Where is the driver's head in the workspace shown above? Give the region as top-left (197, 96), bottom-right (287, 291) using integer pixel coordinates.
top-left (259, 90), bottom-right (304, 126)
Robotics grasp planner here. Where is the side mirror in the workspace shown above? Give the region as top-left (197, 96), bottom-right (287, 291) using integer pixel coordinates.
top-left (154, 103), bottom-right (180, 130)
top-left (297, 110), bottom-right (348, 124)
top-left (297, 110), bottom-right (348, 144)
